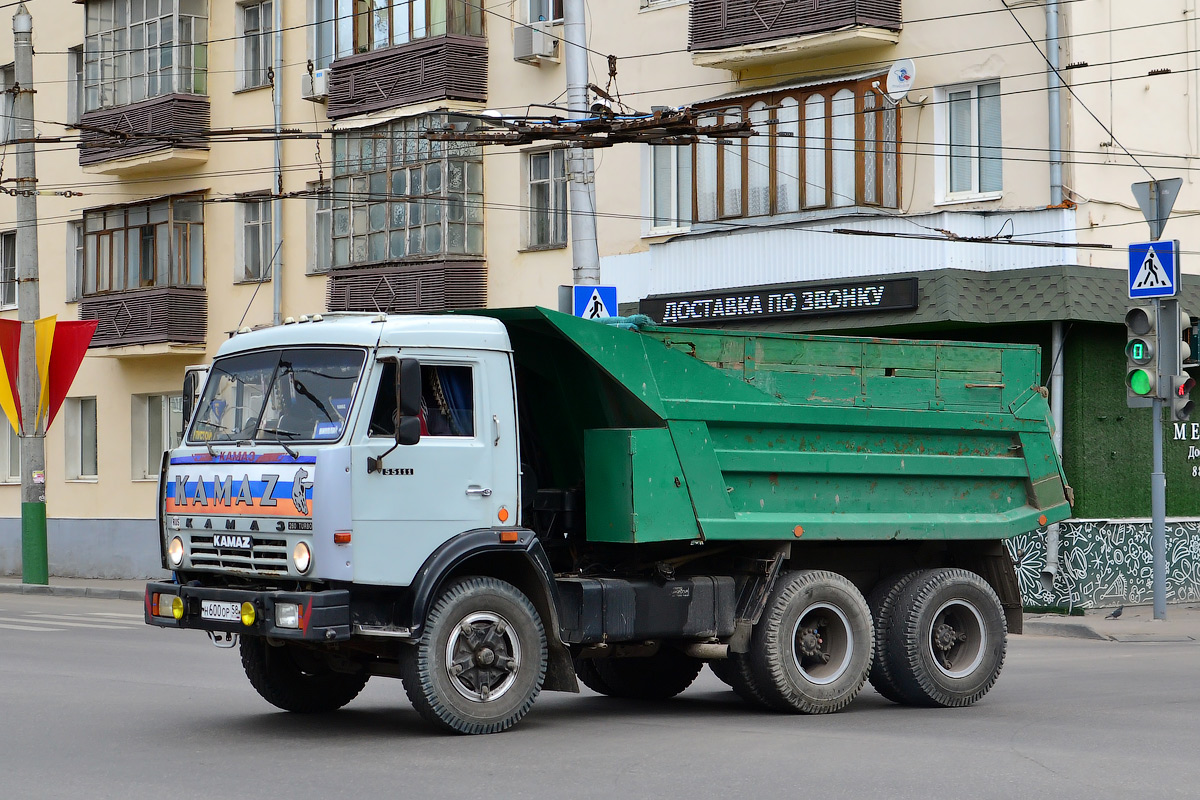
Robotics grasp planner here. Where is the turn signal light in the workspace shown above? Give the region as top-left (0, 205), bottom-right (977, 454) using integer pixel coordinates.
top-left (499, 529), bottom-right (520, 543)
top-left (333, 531), bottom-right (352, 545)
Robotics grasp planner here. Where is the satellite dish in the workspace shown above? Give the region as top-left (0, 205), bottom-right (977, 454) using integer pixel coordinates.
top-left (885, 59), bottom-right (916, 104)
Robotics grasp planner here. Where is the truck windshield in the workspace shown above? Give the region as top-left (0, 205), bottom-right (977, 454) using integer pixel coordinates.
top-left (188, 348), bottom-right (366, 444)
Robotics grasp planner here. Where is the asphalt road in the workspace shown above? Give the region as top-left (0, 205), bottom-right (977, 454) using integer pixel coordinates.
top-left (1, 592), bottom-right (1197, 800)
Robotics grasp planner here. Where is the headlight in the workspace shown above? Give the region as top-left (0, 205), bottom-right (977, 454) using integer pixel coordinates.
top-left (168, 536), bottom-right (184, 567)
top-left (293, 541), bottom-right (311, 574)
top-left (275, 602), bottom-right (300, 629)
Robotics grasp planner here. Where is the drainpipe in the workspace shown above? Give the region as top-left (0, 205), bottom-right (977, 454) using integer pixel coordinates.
top-left (272, 0), bottom-right (284, 325)
top-left (1046, 0), bottom-right (1063, 205)
top-left (1040, 321), bottom-right (1066, 594)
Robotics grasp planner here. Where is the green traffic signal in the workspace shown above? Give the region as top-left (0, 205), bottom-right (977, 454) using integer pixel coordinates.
top-left (1128, 368), bottom-right (1154, 396)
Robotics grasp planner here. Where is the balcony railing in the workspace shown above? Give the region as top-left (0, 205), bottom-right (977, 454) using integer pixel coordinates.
top-left (78, 95), bottom-right (210, 168)
top-left (325, 261), bottom-right (487, 313)
top-left (326, 35), bottom-right (488, 120)
top-left (79, 286), bottom-right (207, 349)
top-left (690, 0), bottom-right (901, 53)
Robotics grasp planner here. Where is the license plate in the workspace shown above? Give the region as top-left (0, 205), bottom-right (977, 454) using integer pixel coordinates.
top-left (200, 600), bottom-right (243, 622)
top-left (213, 534), bottom-right (253, 550)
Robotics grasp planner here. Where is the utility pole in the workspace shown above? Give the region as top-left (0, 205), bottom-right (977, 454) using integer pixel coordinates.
top-left (13, 3), bottom-right (46, 585)
top-left (563, 0), bottom-right (600, 285)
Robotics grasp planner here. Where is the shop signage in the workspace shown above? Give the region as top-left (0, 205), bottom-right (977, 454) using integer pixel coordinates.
top-left (639, 277), bottom-right (919, 326)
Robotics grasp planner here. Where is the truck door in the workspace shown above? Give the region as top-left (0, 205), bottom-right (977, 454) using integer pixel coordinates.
top-left (350, 351), bottom-right (519, 586)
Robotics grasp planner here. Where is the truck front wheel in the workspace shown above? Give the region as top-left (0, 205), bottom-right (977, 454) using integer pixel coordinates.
top-left (884, 568), bottom-right (1006, 708)
top-left (750, 570), bottom-right (874, 714)
top-left (400, 576), bottom-right (547, 734)
top-left (240, 637), bottom-right (368, 713)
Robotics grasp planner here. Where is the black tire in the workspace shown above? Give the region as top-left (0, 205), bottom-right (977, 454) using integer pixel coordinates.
top-left (886, 568), bottom-right (1007, 708)
top-left (724, 651), bottom-right (774, 709)
top-left (240, 636), bottom-right (368, 713)
top-left (749, 570), bottom-right (874, 714)
top-left (590, 648), bottom-right (703, 700)
top-left (400, 576), bottom-right (547, 734)
top-left (574, 657), bottom-right (616, 695)
top-left (866, 570), bottom-right (928, 704)
top-left (708, 658), bottom-right (735, 687)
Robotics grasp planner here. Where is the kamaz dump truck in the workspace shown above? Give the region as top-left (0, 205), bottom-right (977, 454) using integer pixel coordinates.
top-left (145, 308), bottom-right (1071, 734)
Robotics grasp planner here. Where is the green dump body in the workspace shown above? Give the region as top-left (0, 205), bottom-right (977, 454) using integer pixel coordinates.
top-left (479, 307), bottom-right (1072, 547)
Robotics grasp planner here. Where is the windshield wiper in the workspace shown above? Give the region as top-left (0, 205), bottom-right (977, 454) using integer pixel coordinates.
top-left (256, 427), bottom-right (300, 459)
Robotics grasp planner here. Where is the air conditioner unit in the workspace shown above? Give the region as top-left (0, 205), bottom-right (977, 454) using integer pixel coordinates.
top-left (514, 21), bottom-right (559, 65)
top-left (302, 67), bottom-right (329, 102)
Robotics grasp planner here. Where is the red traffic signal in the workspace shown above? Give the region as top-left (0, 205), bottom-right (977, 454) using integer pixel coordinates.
top-left (1171, 374), bottom-right (1196, 421)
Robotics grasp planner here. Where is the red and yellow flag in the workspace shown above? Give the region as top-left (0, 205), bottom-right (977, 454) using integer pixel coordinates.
top-left (0, 317), bottom-right (97, 435)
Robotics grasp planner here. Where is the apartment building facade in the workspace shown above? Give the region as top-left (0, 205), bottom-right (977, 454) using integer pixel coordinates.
top-left (1, 1), bottom-right (1198, 607)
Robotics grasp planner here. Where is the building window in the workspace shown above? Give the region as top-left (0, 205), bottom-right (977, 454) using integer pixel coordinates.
top-left (240, 1), bottom-right (273, 89)
top-left (529, 0), bottom-right (563, 22)
top-left (693, 76), bottom-right (900, 222)
top-left (68, 47), bottom-right (85, 126)
top-left (132, 393), bottom-right (182, 480)
top-left (648, 144), bottom-right (692, 232)
top-left (526, 149), bottom-right (567, 249)
top-left (66, 397), bottom-right (99, 480)
top-left (81, 197), bottom-right (205, 297)
top-left (83, 0), bottom-right (209, 113)
top-left (331, 114), bottom-right (484, 267)
top-left (239, 196), bottom-right (273, 282)
top-left (307, 182), bottom-right (332, 274)
top-left (311, 0), bottom-right (336, 68)
top-left (0, 64), bottom-right (14, 144)
top-left (1, 231), bottom-right (14, 308)
top-left (946, 81), bottom-right (1002, 197)
top-left (321, 0), bottom-right (483, 58)
top-left (0, 422), bottom-right (18, 482)
top-left (67, 221), bottom-right (85, 302)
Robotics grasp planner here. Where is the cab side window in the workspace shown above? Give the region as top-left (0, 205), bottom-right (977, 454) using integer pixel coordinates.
top-left (369, 362), bottom-right (475, 438)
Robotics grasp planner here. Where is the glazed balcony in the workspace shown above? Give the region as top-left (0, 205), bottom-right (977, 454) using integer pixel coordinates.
top-left (690, 0), bottom-right (902, 69)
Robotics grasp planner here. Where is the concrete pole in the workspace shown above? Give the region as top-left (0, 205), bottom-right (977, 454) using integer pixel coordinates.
top-left (1045, 0), bottom-right (1063, 205)
top-left (563, 0), bottom-right (600, 285)
top-left (271, 0), bottom-right (284, 325)
top-left (13, 3), bottom-right (47, 585)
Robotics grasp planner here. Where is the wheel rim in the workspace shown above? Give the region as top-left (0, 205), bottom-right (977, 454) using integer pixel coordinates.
top-left (444, 610), bottom-right (522, 702)
top-left (790, 601), bottom-right (854, 686)
top-left (926, 599), bottom-right (986, 679)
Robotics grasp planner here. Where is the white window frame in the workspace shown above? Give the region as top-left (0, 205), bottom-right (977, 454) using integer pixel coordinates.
top-left (528, 0), bottom-right (563, 23)
top-left (238, 1), bottom-right (273, 90)
top-left (0, 422), bottom-right (19, 484)
top-left (309, 0), bottom-right (336, 70)
top-left (68, 46), bottom-right (84, 127)
top-left (132, 393), bottom-right (183, 481)
top-left (935, 80), bottom-right (1003, 204)
top-left (67, 220), bottom-right (84, 302)
top-left (65, 396), bottom-right (99, 481)
top-left (307, 182), bottom-right (332, 274)
top-left (643, 143), bottom-right (691, 236)
top-left (1, 230), bottom-right (15, 309)
top-left (523, 148), bottom-right (568, 250)
top-left (237, 195), bottom-right (274, 283)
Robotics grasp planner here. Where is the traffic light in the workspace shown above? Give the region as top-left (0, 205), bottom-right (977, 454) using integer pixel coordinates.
top-left (1126, 305), bottom-right (1158, 405)
top-left (1171, 374), bottom-right (1196, 421)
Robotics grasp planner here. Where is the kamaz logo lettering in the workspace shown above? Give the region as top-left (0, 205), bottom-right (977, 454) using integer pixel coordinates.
top-left (213, 534), bottom-right (252, 549)
top-left (173, 474), bottom-right (280, 508)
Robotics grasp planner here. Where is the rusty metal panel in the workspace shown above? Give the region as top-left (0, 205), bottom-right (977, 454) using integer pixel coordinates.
top-left (78, 95), bottom-right (210, 166)
top-left (79, 286), bottom-right (207, 347)
top-left (326, 35), bottom-right (488, 120)
top-left (325, 260), bottom-right (487, 312)
top-left (690, 0), bottom-right (901, 51)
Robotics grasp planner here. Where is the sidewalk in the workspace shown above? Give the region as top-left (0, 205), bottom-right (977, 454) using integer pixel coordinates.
top-left (3, 575), bottom-right (1199, 641)
top-left (0, 576), bottom-right (147, 602)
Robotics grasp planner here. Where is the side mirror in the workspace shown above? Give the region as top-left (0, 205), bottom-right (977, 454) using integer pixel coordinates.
top-left (181, 371), bottom-right (198, 432)
top-left (397, 415), bottom-right (421, 446)
top-left (397, 358), bottom-right (421, 418)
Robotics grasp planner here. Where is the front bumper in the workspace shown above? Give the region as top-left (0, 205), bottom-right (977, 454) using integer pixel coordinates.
top-left (144, 581), bottom-right (351, 641)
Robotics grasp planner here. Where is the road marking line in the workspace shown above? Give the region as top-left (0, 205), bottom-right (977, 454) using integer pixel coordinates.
top-left (27, 613), bottom-right (143, 626)
top-left (0, 622), bottom-right (65, 632)
top-left (85, 612), bottom-right (144, 620)
top-left (1, 617), bottom-right (136, 631)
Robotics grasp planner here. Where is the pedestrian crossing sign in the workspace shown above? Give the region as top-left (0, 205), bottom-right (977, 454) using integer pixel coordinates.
top-left (572, 285), bottom-right (618, 320)
top-left (1129, 240), bottom-right (1179, 299)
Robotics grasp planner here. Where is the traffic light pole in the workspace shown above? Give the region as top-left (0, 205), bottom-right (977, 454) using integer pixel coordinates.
top-left (1151, 393), bottom-right (1167, 621)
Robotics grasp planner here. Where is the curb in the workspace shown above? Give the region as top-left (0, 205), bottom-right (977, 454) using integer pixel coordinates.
top-left (1022, 620), bottom-right (1110, 640)
top-left (0, 582), bottom-right (143, 602)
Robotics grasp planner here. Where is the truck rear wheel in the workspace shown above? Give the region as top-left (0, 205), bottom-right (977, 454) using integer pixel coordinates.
top-left (240, 637), bottom-right (368, 713)
top-left (885, 568), bottom-right (1006, 708)
top-left (400, 576), bottom-right (547, 734)
top-left (866, 570), bottom-right (927, 703)
top-left (590, 648), bottom-right (703, 700)
top-left (573, 657), bottom-right (616, 695)
top-left (750, 570), bottom-right (873, 714)
top-left (724, 651), bottom-right (774, 709)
